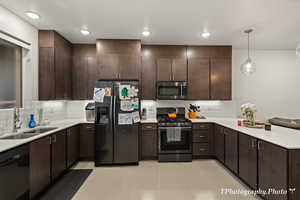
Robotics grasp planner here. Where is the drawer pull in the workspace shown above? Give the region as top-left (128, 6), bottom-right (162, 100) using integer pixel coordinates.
top-left (145, 126), bottom-right (153, 129)
top-left (199, 148), bottom-right (206, 151)
top-left (199, 136), bottom-right (205, 138)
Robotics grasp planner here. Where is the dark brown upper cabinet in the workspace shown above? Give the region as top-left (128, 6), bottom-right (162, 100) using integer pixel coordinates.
top-left (187, 57), bottom-right (210, 100)
top-left (39, 30), bottom-right (72, 100)
top-left (210, 58), bottom-right (232, 100)
top-left (157, 58), bottom-right (172, 81)
top-left (96, 39), bottom-right (141, 80)
top-left (72, 44), bottom-right (97, 100)
top-left (157, 58), bottom-right (187, 81)
top-left (187, 46), bottom-right (232, 100)
top-left (141, 47), bottom-right (157, 100)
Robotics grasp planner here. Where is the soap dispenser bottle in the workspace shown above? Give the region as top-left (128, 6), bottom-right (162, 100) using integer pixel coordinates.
top-left (28, 114), bottom-right (36, 128)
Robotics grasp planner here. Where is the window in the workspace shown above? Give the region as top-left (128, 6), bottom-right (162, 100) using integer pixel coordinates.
top-left (0, 38), bottom-right (22, 109)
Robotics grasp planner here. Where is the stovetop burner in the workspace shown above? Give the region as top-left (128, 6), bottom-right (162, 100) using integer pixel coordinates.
top-left (157, 107), bottom-right (192, 127)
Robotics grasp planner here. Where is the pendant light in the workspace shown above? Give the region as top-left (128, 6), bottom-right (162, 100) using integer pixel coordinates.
top-left (296, 43), bottom-right (300, 57)
top-left (241, 29), bottom-right (256, 75)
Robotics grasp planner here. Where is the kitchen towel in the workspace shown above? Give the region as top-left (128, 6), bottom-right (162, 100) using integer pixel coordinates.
top-left (166, 128), bottom-right (181, 142)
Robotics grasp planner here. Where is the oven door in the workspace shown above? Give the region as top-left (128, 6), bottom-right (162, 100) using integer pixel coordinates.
top-left (156, 82), bottom-right (187, 100)
top-left (158, 127), bottom-right (192, 154)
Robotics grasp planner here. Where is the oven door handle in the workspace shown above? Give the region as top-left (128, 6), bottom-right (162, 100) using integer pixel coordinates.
top-left (159, 127), bottom-right (192, 130)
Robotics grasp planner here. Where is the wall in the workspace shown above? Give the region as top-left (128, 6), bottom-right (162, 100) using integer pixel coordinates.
top-left (233, 49), bottom-right (300, 121)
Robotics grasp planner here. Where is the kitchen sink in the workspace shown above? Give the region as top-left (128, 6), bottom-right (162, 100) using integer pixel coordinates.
top-left (0, 127), bottom-right (58, 140)
top-left (23, 127), bottom-right (58, 134)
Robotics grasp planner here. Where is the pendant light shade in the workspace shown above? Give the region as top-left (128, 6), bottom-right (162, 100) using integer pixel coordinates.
top-left (241, 29), bottom-right (256, 75)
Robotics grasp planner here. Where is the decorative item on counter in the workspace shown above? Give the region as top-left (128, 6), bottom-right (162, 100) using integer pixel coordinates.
top-left (237, 120), bottom-right (242, 126)
top-left (168, 113), bottom-right (177, 118)
top-left (188, 104), bottom-right (200, 119)
top-left (265, 122), bottom-right (272, 131)
top-left (241, 103), bottom-right (257, 126)
top-left (28, 114), bottom-right (36, 128)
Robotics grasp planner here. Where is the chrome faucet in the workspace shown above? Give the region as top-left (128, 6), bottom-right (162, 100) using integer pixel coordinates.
top-left (13, 107), bottom-right (22, 132)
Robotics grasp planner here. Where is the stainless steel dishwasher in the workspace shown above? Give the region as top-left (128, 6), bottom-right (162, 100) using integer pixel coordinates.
top-left (0, 145), bottom-right (29, 200)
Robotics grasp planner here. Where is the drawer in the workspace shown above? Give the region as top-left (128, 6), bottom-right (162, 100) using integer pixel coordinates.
top-left (193, 130), bottom-right (209, 143)
top-left (193, 143), bottom-right (210, 156)
top-left (82, 124), bottom-right (95, 134)
top-left (142, 124), bottom-right (157, 131)
top-left (193, 123), bottom-right (212, 130)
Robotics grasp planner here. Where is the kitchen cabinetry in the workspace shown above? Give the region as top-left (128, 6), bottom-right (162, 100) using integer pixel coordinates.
top-left (140, 124), bottom-right (158, 160)
top-left (157, 58), bottom-right (187, 81)
top-left (80, 124), bottom-right (95, 160)
top-left (72, 44), bottom-right (97, 100)
top-left (187, 46), bottom-right (232, 100)
top-left (51, 130), bottom-right (67, 181)
top-left (38, 30), bottom-right (72, 100)
top-left (224, 128), bottom-right (238, 174)
top-left (141, 54), bottom-right (156, 100)
top-left (96, 39), bottom-right (141, 80)
top-left (192, 123), bottom-right (213, 157)
top-left (214, 125), bottom-right (225, 163)
top-left (30, 137), bottom-right (51, 199)
top-left (238, 133), bottom-right (257, 189)
top-left (258, 140), bottom-right (288, 200)
top-left (210, 58), bottom-right (232, 100)
top-left (67, 126), bottom-right (80, 168)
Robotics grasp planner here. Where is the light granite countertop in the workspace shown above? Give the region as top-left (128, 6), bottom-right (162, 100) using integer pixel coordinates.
top-left (142, 117), bottom-right (300, 149)
top-left (0, 119), bottom-right (93, 153)
top-left (2, 117), bottom-right (300, 153)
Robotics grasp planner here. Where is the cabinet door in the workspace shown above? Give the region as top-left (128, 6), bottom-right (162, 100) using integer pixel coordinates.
top-left (67, 126), bottom-right (80, 168)
top-left (98, 54), bottom-right (119, 79)
top-left (141, 130), bottom-right (157, 160)
top-left (210, 58), bottom-right (232, 100)
top-left (224, 128), bottom-right (238, 174)
top-left (51, 131), bottom-right (67, 181)
top-left (72, 54), bottom-right (88, 99)
top-left (214, 125), bottom-right (225, 163)
top-left (172, 58), bottom-right (187, 81)
top-left (63, 44), bottom-right (72, 99)
top-left (39, 47), bottom-right (55, 100)
top-left (87, 56), bottom-right (98, 99)
top-left (141, 57), bottom-right (156, 100)
top-left (119, 55), bottom-right (140, 80)
top-left (258, 141), bottom-right (288, 200)
top-left (157, 58), bottom-right (172, 81)
top-left (54, 45), bottom-right (65, 99)
top-left (80, 124), bottom-right (95, 160)
top-left (187, 58), bottom-right (210, 100)
top-left (239, 133), bottom-right (257, 189)
top-left (30, 137), bottom-right (51, 199)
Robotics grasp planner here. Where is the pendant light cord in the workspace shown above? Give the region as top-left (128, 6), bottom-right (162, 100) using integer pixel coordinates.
top-left (247, 32), bottom-right (250, 59)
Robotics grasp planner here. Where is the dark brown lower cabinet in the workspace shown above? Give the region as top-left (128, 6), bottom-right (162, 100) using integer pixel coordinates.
top-left (30, 136), bottom-right (51, 199)
top-left (67, 126), bottom-right (80, 168)
top-left (258, 140), bottom-right (287, 200)
top-left (51, 131), bottom-right (67, 181)
top-left (238, 133), bottom-right (257, 189)
top-left (80, 124), bottom-right (95, 160)
top-left (224, 128), bottom-right (238, 174)
top-left (214, 125), bottom-right (225, 163)
top-left (192, 123), bottom-right (213, 157)
top-left (140, 124), bottom-right (157, 160)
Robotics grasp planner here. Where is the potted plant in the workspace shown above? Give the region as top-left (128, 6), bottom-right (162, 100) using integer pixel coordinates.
top-left (241, 103), bottom-right (257, 126)
top-left (188, 104), bottom-right (200, 119)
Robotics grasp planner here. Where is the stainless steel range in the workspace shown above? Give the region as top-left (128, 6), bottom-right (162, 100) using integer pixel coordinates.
top-left (157, 107), bottom-right (192, 162)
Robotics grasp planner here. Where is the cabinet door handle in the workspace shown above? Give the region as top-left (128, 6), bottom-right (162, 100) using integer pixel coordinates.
top-left (52, 135), bottom-right (57, 143)
top-left (199, 135), bottom-right (205, 138)
top-left (173, 74), bottom-right (175, 81)
top-left (258, 141), bottom-right (263, 150)
top-left (49, 137), bottom-right (52, 145)
top-left (116, 73), bottom-right (118, 78)
top-left (251, 139), bottom-right (256, 149)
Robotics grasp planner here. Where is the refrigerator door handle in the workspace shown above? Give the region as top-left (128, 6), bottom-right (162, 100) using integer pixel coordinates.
top-left (113, 95), bottom-right (116, 126)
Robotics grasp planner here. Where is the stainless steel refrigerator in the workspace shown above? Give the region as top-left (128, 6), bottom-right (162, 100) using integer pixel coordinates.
top-left (95, 80), bottom-right (140, 166)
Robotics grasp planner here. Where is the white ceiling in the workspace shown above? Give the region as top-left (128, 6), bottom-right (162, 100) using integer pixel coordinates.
top-left (1, 0), bottom-right (300, 49)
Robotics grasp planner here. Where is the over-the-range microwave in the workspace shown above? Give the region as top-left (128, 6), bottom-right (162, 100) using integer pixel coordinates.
top-left (156, 81), bottom-right (188, 100)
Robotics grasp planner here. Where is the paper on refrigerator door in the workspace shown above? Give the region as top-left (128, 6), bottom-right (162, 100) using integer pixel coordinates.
top-left (119, 85), bottom-right (131, 100)
top-left (93, 88), bottom-right (105, 102)
top-left (120, 100), bottom-right (134, 111)
top-left (132, 111), bottom-right (140, 123)
top-left (118, 113), bottom-right (133, 125)
top-left (131, 98), bottom-right (139, 109)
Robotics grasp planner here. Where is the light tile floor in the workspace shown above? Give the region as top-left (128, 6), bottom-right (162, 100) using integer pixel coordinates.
top-left (72, 160), bottom-right (261, 200)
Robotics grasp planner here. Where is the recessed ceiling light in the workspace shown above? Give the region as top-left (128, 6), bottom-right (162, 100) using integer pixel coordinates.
top-left (25, 11), bottom-right (40, 19)
top-left (142, 30), bottom-right (150, 37)
top-left (80, 29), bottom-right (90, 36)
top-left (201, 31), bottom-right (211, 38)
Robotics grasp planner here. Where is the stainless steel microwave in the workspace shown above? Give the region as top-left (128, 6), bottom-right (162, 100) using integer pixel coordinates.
top-left (156, 81), bottom-right (188, 100)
